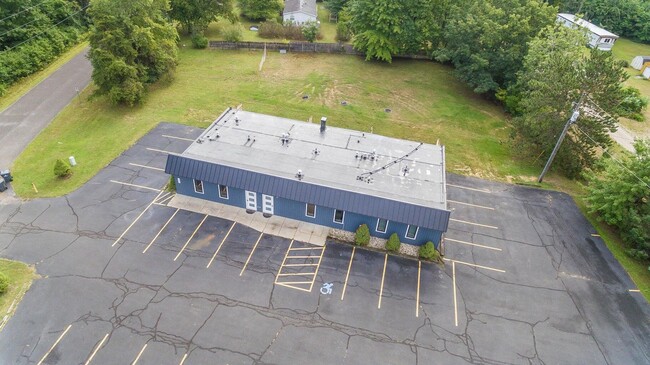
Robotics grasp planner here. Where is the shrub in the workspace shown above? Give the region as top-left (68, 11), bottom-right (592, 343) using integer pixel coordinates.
top-left (301, 21), bottom-right (319, 43)
top-left (385, 233), bottom-right (400, 252)
top-left (0, 272), bottom-right (9, 295)
top-left (418, 241), bottom-right (440, 262)
top-left (258, 20), bottom-right (306, 40)
top-left (191, 33), bottom-right (209, 49)
top-left (167, 176), bottom-right (176, 192)
top-left (222, 24), bottom-right (243, 42)
top-left (355, 224), bottom-right (370, 246)
top-left (53, 159), bottom-right (72, 178)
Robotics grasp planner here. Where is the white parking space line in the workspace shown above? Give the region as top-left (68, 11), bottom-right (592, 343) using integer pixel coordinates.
top-left (128, 162), bottom-right (164, 171)
top-left (340, 247), bottom-right (356, 300)
top-left (112, 190), bottom-right (164, 247)
top-left (163, 134), bottom-right (195, 142)
top-left (109, 180), bottom-right (162, 192)
top-left (450, 218), bottom-right (499, 230)
top-left (416, 261), bottom-right (421, 318)
top-left (445, 237), bottom-right (502, 251)
top-left (178, 353), bottom-right (188, 365)
top-left (146, 147), bottom-right (175, 154)
top-left (174, 214), bottom-right (209, 261)
top-left (452, 262), bottom-right (458, 327)
top-left (444, 258), bottom-right (505, 273)
top-left (206, 222), bottom-right (236, 268)
top-left (143, 208), bottom-right (179, 254)
top-left (378, 254), bottom-right (388, 309)
top-left (629, 289), bottom-right (641, 293)
top-left (37, 324), bottom-right (72, 365)
top-left (448, 199), bottom-right (495, 210)
top-left (447, 183), bottom-right (491, 193)
top-left (240, 232), bottom-right (265, 276)
top-left (84, 333), bottom-right (109, 365)
top-left (131, 343), bottom-right (147, 365)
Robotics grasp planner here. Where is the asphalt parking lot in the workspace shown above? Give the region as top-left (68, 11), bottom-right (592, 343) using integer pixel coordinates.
top-left (0, 123), bottom-right (648, 364)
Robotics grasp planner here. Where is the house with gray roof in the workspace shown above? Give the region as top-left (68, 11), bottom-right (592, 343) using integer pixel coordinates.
top-left (557, 13), bottom-right (618, 51)
top-left (165, 108), bottom-right (450, 247)
top-left (283, 0), bottom-right (317, 25)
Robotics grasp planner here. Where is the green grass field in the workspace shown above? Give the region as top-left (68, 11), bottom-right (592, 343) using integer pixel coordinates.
top-left (612, 38), bottom-right (650, 136)
top-left (0, 259), bottom-right (36, 328)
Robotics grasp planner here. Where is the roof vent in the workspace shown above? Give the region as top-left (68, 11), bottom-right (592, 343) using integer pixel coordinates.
top-left (235, 117), bottom-right (240, 126)
top-left (296, 170), bottom-right (304, 180)
top-left (320, 117), bottom-right (327, 133)
top-left (312, 148), bottom-right (320, 156)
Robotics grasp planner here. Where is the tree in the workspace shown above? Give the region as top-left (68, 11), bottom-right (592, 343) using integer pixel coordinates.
top-left (511, 24), bottom-right (629, 178)
top-left (348, 0), bottom-right (438, 62)
top-left (355, 224), bottom-right (370, 246)
top-left (385, 233), bottom-right (400, 252)
top-left (325, 0), bottom-right (349, 17)
top-left (54, 159), bottom-right (72, 178)
top-left (586, 139), bottom-right (650, 265)
top-left (560, 0), bottom-right (650, 43)
top-left (170, 0), bottom-right (233, 35)
top-left (301, 21), bottom-right (319, 43)
top-left (434, 0), bottom-right (555, 94)
top-left (239, 0), bottom-right (282, 21)
top-left (88, 0), bottom-right (178, 106)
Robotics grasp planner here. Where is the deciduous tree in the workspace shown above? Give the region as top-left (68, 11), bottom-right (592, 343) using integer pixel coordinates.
top-left (88, 0), bottom-right (178, 106)
top-left (239, 0), bottom-right (282, 21)
top-left (170, 0), bottom-right (233, 35)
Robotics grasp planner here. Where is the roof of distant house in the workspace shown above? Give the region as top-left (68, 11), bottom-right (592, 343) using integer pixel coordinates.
top-left (167, 108), bottom-right (449, 228)
top-left (558, 13), bottom-right (618, 38)
top-left (284, 0), bottom-right (317, 17)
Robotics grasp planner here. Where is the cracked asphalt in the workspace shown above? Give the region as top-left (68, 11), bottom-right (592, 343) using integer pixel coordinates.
top-left (0, 123), bottom-right (648, 364)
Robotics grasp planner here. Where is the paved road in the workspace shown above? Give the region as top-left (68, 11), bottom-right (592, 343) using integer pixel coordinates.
top-left (0, 123), bottom-right (647, 365)
top-left (0, 48), bottom-right (92, 170)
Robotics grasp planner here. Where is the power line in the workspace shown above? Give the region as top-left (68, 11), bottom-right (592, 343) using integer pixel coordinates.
top-left (1, 4), bottom-right (89, 53)
top-left (574, 125), bottom-right (650, 190)
top-left (0, 0), bottom-right (55, 23)
top-left (0, 15), bottom-right (42, 38)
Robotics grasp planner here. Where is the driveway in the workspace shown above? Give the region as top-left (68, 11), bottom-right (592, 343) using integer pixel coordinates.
top-left (0, 123), bottom-right (647, 364)
top-left (0, 48), bottom-right (92, 170)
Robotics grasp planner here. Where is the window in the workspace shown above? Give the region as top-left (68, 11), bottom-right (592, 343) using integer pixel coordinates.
top-left (193, 179), bottom-right (204, 194)
top-left (376, 218), bottom-right (388, 233)
top-left (306, 203), bottom-right (316, 218)
top-left (405, 225), bottom-right (419, 240)
top-left (333, 209), bottom-right (345, 224)
top-left (218, 185), bottom-right (228, 199)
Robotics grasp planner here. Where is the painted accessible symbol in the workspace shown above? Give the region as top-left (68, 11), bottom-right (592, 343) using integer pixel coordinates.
top-left (320, 283), bottom-right (333, 295)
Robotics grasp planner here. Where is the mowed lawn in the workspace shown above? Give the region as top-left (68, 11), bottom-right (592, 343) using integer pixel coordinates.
top-left (0, 259), bottom-right (36, 326)
top-left (12, 47), bottom-right (536, 198)
top-left (611, 38), bottom-right (650, 136)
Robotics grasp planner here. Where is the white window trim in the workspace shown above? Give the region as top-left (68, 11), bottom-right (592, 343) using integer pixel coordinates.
top-left (305, 203), bottom-right (316, 218)
top-left (376, 218), bottom-right (389, 233)
top-left (405, 225), bottom-right (419, 240)
top-left (218, 184), bottom-right (229, 199)
top-left (333, 209), bottom-right (345, 224)
top-left (193, 179), bottom-right (204, 194)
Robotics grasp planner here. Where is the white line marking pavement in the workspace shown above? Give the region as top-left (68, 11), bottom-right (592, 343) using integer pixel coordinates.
top-left (240, 232), bottom-right (265, 276)
top-left (416, 260), bottom-right (421, 318)
top-left (629, 289), bottom-right (641, 292)
top-left (131, 343), bottom-right (147, 365)
top-left (37, 324), bottom-right (72, 365)
top-left (341, 247), bottom-right (356, 301)
top-left (84, 333), bottom-right (109, 365)
top-left (444, 258), bottom-right (506, 273)
top-left (207, 222), bottom-right (236, 268)
top-left (163, 134), bottom-right (195, 142)
top-left (448, 199), bottom-right (495, 210)
top-left (378, 254), bottom-right (388, 309)
top-left (450, 218), bottom-right (499, 230)
top-left (445, 237), bottom-right (502, 251)
top-left (146, 147), bottom-right (175, 154)
top-left (143, 208), bottom-right (179, 254)
top-left (452, 262), bottom-right (458, 327)
top-left (174, 214), bottom-right (209, 261)
top-left (128, 163), bottom-right (164, 171)
top-left (110, 180), bottom-right (162, 192)
top-left (447, 183), bottom-right (491, 193)
top-left (112, 190), bottom-right (165, 247)
top-left (179, 353), bottom-right (189, 365)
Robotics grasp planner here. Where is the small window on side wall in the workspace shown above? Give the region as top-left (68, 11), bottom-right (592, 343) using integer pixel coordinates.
top-left (218, 184), bottom-right (228, 199)
top-left (376, 218), bottom-right (388, 233)
top-left (306, 203), bottom-right (316, 218)
top-left (405, 225), bottom-right (418, 240)
top-left (333, 209), bottom-right (344, 224)
top-left (194, 179), bottom-right (204, 194)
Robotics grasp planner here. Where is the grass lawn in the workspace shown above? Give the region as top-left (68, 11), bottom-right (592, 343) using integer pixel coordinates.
top-left (206, 4), bottom-right (339, 43)
top-left (611, 38), bottom-right (650, 136)
top-left (0, 41), bottom-right (89, 112)
top-left (0, 259), bottom-right (36, 329)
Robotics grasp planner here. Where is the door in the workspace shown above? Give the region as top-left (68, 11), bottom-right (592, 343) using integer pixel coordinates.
top-left (262, 194), bottom-right (274, 215)
top-left (245, 191), bottom-right (257, 211)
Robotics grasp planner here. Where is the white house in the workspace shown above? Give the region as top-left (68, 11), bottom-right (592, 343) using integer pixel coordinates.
top-left (283, 0), bottom-right (317, 25)
top-left (557, 13), bottom-right (618, 51)
top-left (642, 67), bottom-right (650, 79)
top-left (631, 56), bottom-right (650, 70)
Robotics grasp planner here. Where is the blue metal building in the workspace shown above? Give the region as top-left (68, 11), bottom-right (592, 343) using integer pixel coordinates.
top-left (165, 108), bottom-right (450, 246)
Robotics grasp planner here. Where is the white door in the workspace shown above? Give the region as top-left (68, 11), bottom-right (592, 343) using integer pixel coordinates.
top-left (262, 194), bottom-right (274, 215)
top-left (245, 191), bottom-right (257, 210)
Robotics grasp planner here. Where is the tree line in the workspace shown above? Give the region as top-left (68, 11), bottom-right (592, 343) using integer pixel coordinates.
top-left (0, 0), bottom-right (87, 95)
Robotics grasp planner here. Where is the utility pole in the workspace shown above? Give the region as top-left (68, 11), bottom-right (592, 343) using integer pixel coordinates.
top-left (538, 95), bottom-right (584, 183)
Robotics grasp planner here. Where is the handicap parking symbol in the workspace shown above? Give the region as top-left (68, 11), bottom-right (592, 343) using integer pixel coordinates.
top-left (320, 282), bottom-right (333, 295)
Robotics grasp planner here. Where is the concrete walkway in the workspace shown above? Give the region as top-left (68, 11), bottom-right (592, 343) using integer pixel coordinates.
top-left (168, 194), bottom-right (329, 246)
top-left (610, 124), bottom-right (638, 153)
top-left (0, 47), bottom-right (92, 170)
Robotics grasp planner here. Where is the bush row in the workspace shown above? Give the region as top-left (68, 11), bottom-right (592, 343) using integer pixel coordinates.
top-left (353, 225), bottom-right (441, 262)
top-left (258, 21), bottom-right (322, 41)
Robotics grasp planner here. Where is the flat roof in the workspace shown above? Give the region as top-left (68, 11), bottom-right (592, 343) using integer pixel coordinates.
top-left (180, 108), bottom-right (447, 211)
top-left (558, 13), bottom-right (618, 38)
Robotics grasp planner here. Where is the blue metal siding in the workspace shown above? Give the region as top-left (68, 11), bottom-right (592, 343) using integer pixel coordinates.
top-left (175, 176), bottom-right (442, 246)
top-left (166, 155), bottom-right (450, 232)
